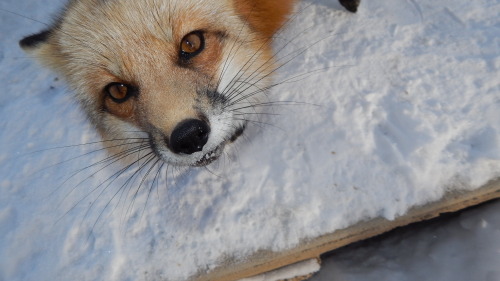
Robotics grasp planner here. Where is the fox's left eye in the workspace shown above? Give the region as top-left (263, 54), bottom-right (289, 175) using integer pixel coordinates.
top-left (105, 83), bottom-right (136, 103)
top-left (179, 31), bottom-right (205, 60)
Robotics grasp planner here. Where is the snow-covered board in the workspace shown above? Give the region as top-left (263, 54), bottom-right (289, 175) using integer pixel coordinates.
top-left (200, 179), bottom-right (500, 281)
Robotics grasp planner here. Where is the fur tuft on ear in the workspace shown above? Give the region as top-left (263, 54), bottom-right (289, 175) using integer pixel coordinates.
top-left (19, 30), bottom-right (52, 50)
top-left (233, 0), bottom-right (297, 38)
top-left (19, 28), bottom-right (64, 71)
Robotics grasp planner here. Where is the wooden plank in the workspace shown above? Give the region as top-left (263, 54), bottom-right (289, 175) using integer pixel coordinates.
top-left (191, 178), bottom-right (500, 281)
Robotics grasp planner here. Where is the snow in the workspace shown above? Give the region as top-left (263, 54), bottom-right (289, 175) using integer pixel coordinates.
top-left (0, 0), bottom-right (499, 280)
top-left (310, 201), bottom-right (500, 281)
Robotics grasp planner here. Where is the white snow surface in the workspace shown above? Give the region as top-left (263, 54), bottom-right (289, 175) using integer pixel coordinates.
top-left (310, 200), bottom-right (500, 281)
top-left (0, 0), bottom-right (499, 280)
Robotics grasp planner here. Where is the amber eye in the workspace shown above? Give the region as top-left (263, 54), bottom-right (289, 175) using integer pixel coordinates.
top-left (180, 31), bottom-right (205, 60)
top-left (105, 83), bottom-right (136, 103)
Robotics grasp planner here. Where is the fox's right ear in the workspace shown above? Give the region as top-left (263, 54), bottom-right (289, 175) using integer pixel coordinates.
top-left (19, 29), bottom-right (55, 56)
top-left (19, 29), bottom-right (52, 50)
top-left (19, 29), bottom-right (61, 68)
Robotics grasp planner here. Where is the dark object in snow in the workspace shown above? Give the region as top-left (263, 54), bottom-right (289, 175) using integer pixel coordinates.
top-left (339, 0), bottom-right (360, 13)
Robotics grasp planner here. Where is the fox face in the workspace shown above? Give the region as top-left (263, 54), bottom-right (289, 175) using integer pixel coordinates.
top-left (21, 0), bottom-right (296, 167)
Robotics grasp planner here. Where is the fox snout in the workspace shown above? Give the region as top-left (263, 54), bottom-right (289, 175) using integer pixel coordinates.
top-left (169, 119), bottom-right (210, 155)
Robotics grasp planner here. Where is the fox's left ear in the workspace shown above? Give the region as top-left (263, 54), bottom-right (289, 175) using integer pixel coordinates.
top-left (19, 29), bottom-right (62, 69)
top-left (233, 0), bottom-right (297, 38)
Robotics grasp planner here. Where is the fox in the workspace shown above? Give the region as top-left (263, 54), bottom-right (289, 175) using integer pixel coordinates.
top-left (20, 0), bottom-right (360, 169)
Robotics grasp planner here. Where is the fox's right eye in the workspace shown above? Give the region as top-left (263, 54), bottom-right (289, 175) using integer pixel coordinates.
top-left (104, 82), bottom-right (136, 103)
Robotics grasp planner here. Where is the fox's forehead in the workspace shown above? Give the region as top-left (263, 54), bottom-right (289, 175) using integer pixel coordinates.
top-left (55, 0), bottom-right (239, 82)
top-left (61, 0), bottom-right (235, 40)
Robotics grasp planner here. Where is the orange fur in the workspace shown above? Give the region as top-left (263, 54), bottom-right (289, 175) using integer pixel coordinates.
top-left (233, 0), bottom-right (297, 38)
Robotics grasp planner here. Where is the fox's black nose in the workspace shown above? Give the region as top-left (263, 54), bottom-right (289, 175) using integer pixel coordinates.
top-left (170, 119), bottom-right (210, 154)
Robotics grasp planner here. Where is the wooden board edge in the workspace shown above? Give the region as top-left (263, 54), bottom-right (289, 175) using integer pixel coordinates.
top-left (192, 178), bottom-right (500, 281)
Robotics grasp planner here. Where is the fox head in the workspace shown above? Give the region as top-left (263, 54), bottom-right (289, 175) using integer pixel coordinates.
top-left (20, 0), bottom-right (296, 166)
